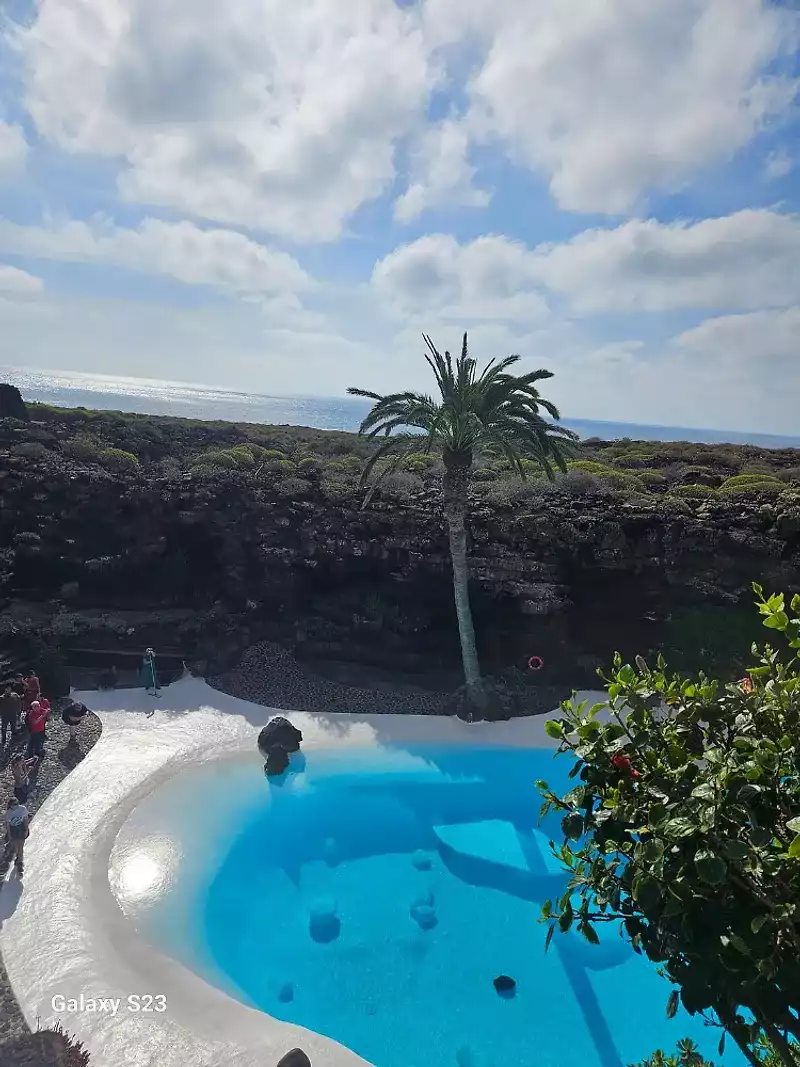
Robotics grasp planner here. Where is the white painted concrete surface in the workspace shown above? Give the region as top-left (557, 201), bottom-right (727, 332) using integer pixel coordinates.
top-left (0, 676), bottom-right (605, 1067)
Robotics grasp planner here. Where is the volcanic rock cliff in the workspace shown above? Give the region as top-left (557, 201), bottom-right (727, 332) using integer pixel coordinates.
top-left (1, 440), bottom-right (799, 691)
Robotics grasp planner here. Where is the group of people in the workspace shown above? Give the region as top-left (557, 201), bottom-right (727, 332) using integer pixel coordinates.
top-left (1, 669), bottom-right (89, 877)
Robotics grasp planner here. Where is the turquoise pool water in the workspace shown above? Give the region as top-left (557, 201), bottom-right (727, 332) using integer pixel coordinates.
top-left (130, 744), bottom-right (738, 1067)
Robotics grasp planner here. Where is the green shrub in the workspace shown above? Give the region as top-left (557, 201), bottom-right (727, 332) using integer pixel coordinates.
top-left (720, 472), bottom-right (783, 490)
top-left (538, 586), bottom-right (800, 1064)
top-left (669, 483), bottom-right (717, 500)
top-left (472, 466), bottom-right (500, 482)
top-left (568, 459), bottom-right (616, 476)
top-left (629, 1039), bottom-right (716, 1067)
top-left (638, 471), bottom-right (668, 490)
top-left (330, 455), bottom-right (363, 474)
top-left (608, 449), bottom-right (658, 469)
top-left (227, 445), bottom-right (257, 468)
top-left (13, 441), bottom-right (52, 461)
top-left (718, 481), bottom-right (784, 502)
top-left (196, 449), bottom-right (238, 469)
top-left (321, 475), bottom-right (357, 502)
top-left (404, 451), bottom-right (434, 474)
top-left (274, 476), bottom-right (313, 499)
top-left (481, 479), bottom-right (548, 507)
top-left (602, 469), bottom-right (645, 490)
top-left (61, 434), bottom-right (105, 462)
top-left (378, 471), bottom-right (424, 497)
top-left (557, 469), bottom-right (600, 494)
top-left (99, 448), bottom-right (139, 473)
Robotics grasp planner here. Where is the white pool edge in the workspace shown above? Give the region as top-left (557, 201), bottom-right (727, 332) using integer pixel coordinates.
top-left (0, 676), bottom-right (606, 1067)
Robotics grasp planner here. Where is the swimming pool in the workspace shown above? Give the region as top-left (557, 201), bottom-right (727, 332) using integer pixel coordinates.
top-left (110, 742), bottom-right (736, 1067)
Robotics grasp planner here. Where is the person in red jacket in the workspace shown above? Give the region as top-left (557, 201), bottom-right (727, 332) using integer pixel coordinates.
top-left (22, 671), bottom-right (40, 714)
top-left (26, 699), bottom-right (49, 760)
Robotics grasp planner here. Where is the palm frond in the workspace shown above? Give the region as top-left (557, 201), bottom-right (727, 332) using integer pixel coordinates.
top-left (348, 330), bottom-right (575, 494)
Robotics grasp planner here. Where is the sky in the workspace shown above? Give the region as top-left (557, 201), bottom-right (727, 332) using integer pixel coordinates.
top-left (0, 0), bottom-right (799, 434)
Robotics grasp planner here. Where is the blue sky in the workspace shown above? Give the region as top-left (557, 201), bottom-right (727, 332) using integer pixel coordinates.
top-left (0, 0), bottom-right (799, 433)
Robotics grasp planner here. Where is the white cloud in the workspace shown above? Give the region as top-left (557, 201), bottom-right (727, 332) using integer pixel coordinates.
top-left (764, 150), bottom-right (793, 181)
top-left (0, 216), bottom-right (311, 296)
top-left (0, 122), bottom-right (28, 179)
top-left (372, 233), bottom-right (549, 321)
top-left (674, 307), bottom-right (800, 366)
top-left (427, 0), bottom-right (797, 214)
top-left (394, 118), bottom-right (489, 221)
top-left (17, 0), bottom-right (434, 241)
top-left (0, 264), bottom-right (43, 295)
top-left (531, 209), bottom-right (800, 312)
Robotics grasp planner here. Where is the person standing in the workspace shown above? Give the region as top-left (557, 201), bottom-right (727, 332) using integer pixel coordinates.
top-left (141, 648), bottom-right (159, 695)
top-left (25, 699), bottom-right (49, 760)
top-left (5, 796), bottom-right (29, 875)
top-left (22, 670), bottom-right (40, 716)
top-left (0, 685), bottom-right (20, 747)
top-left (10, 753), bottom-right (37, 803)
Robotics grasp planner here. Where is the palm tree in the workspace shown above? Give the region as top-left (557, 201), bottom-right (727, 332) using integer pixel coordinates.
top-left (348, 332), bottom-right (577, 712)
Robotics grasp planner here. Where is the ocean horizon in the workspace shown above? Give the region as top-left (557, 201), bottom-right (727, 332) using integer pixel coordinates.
top-left (3, 365), bottom-right (799, 449)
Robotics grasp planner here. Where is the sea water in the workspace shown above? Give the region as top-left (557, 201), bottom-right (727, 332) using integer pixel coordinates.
top-left (4, 365), bottom-right (799, 446)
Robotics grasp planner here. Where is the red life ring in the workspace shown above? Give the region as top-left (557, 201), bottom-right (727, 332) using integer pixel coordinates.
top-left (527, 655), bottom-right (544, 672)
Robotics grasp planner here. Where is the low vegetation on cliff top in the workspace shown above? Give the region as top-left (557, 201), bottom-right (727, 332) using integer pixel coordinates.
top-left (1, 401), bottom-right (799, 519)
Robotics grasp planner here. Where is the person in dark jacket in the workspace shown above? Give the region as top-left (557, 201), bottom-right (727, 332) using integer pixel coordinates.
top-left (62, 700), bottom-right (88, 743)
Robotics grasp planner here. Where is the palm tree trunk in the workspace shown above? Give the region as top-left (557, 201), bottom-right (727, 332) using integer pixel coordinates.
top-left (442, 463), bottom-right (487, 713)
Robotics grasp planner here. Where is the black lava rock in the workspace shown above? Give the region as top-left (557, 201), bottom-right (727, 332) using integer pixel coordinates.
top-left (277, 1050), bottom-right (312, 1067)
top-left (258, 716), bottom-right (302, 757)
top-left (0, 383), bottom-right (29, 422)
top-left (493, 975), bottom-right (516, 993)
top-left (265, 748), bottom-right (290, 776)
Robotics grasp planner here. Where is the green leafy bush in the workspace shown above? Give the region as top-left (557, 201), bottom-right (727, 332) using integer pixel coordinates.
top-left (630, 1039), bottom-right (716, 1067)
top-left (538, 586), bottom-right (800, 1065)
top-left (569, 460), bottom-right (614, 475)
top-left (13, 441), bottom-right (52, 461)
top-left (99, 448), bottom-right (139, 473)
top-left (721, 473), bottom-right (783, 490)
top-left (719, 483), bottom-right (784, 502)
top-left (61, 434), bottom-right (105, 462)
top-left (196, 449), bottom-right (238, 470)
top-left (638, 471), bottom-right (668, 491)
top-left (669, 483), bottom-right (717, 500)
top-left (609, 449), bottom-right (659, 469)
top-left (227, 445), bottom-right (257, 468)
top-left (273, 476), bottom-right (313, 499)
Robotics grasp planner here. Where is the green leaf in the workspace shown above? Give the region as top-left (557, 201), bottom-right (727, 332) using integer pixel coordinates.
top-left (544, 720), bottom-right (564, 739)
top-left (723, 840), bottom-right (749, 862)
top-left (558, 910), bottom-right (573, 933)
top-left (788, 834), bottom-right (800, 860)
top-left (664, 817), bottom-right (697, 839)
top-left (545, 923), bottom-right (555, 953)
top-left (751, 915), bottom-right (769, 934)
top-left (666, 990), bottom-right (679, 1019)
top-left (690, 782), bottom-right (716, 801)
top-left (787, 816), bottom-right (800, 834)
top-left (580, 922), bottom-right (600, 945)
top-left (542, 899), bottom-right (552, 919)
top-left (632, 875), bottom-right (661, 910)
top-left (643, 838), bottom-right (665, 863)
top-left (694, 849), bottom-right (727, 885)
top-left (562, 813), bottom-right (584, 840)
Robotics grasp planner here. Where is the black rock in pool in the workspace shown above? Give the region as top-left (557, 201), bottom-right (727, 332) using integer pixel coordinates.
top-left (258, 716), bottom-right (302, 758)
top-left (277, 1051), bottom-right (311, 1067)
